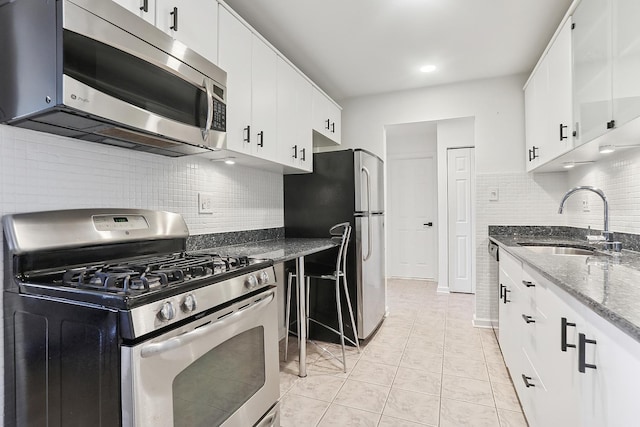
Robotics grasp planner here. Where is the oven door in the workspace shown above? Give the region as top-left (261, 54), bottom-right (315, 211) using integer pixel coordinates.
top-left (121, 288), bottom-right (279, 427)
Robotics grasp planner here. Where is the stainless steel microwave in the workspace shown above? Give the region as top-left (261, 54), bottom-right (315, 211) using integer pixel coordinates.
top-left (0, 0), bottom-right (226, 157)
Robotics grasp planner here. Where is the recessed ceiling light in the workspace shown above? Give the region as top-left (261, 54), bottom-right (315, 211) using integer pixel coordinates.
top-left (224, 159), bottom-right (236, 165)
top-left (562, 162), bottom-right (575, 169)
top-left (420, 64), bottom-right (437, 73)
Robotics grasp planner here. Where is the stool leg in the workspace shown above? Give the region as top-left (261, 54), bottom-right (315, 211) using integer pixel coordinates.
top-left (305, 276), bottom-right (311, 342)
top-left (284, 272), bottom-right (293, 362)
top-left (342, 273), bottom-right (360, 353)
top-left (334, 277), bottom-right (347, 372)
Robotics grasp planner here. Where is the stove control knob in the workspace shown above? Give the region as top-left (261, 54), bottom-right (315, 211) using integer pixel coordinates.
top-left (258, 270), bottom-right (270, 285)
top-left (158, 301), bottom-right (176, 322)
top-left (245, 274), bottom-right (258, 290)
top-left (181, 294), bottom-right (197, 313)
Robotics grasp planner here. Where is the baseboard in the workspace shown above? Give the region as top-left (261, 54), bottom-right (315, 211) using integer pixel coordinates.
top-left (436, 284), bottom-right (450, 294)
top-left (472, 316), bottom-right (495, 328)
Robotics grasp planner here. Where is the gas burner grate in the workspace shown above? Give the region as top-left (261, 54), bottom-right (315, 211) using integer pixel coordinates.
top-left (57, 253), bottom-right (252, 294)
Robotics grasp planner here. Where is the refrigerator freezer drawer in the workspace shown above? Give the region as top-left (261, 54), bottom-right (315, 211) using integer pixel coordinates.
top-left (355, 214), bottom-right (386, 339)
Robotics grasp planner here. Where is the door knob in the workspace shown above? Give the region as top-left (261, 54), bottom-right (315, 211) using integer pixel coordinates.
top-left (424, 222), bottom-right (433, 227)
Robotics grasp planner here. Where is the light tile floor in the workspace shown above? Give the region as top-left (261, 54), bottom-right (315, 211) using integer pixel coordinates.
top-left (278, 278), bottom-right (529, 427)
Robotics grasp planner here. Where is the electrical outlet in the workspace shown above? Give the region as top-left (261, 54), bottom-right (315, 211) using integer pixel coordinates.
top-left (488, 187), bottom-right (499, 201)
top-left (582, 197), bottom-right (590, 212)
top-left (198, 192), bottom-right (215, 214)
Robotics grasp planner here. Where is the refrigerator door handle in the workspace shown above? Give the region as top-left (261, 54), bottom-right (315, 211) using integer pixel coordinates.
top-left (361, 166), bottom-right (372, 261)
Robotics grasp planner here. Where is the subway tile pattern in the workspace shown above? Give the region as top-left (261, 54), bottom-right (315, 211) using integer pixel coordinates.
top-left (0, 124), bottom-right (284, 425)
top-left (475, 171), bottom-right (568, 323)
top-left (278, 279), bottom-right (526, 427)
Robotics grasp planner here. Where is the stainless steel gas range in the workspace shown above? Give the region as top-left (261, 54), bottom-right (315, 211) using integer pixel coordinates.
top-left (2, 209), bottom-right (280, 427)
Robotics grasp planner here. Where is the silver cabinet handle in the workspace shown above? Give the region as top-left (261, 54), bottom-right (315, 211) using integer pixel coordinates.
top-left (202, 80), bottom-right (213, 140)
top-left (361, 166), bottom-right (372, 261)
top-left (140, 291), bottom-right (275, 358)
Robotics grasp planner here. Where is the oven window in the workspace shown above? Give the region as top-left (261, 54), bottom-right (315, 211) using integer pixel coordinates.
top-left (172, 327), bottom-right (265, 427)
top-left (62, 30), bottom-right (213, 130)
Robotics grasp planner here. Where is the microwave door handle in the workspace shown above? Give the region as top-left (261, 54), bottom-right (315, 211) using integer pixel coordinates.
top-left (140, 290), bottom-right (275, 358)
top-left (202, 80), bottom-right (214, 140)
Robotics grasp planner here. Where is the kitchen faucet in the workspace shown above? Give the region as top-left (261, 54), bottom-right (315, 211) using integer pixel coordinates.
top-left (558, 186), bottom-right (622, 252)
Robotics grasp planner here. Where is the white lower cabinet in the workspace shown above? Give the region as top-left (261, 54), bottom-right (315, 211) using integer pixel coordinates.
top-left (500, 256), bottom-right (640, 427)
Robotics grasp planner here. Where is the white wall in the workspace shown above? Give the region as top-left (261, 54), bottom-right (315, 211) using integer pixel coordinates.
top-left (337, 74), bottom-right (572, 325)
top-left (339, 74), bottom-right (527, 174)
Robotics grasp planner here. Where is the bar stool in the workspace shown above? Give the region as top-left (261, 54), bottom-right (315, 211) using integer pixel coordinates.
top-left (284, 222), bottom-right (360, 372)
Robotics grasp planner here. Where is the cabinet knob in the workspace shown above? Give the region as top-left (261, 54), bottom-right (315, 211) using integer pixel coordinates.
top-left (140, 0), bottom-right (148, 12)
top-left (606, 120), bottom-right (616, 130)
top-left (522, 280), bottom-right (535, 288)
top-left (243, 125), bottom-right (251, 143)
top-left (257, 131), bottom-right (264, 147)
top-left (300, 148), bottom-right (306, 161)
top-left (292, 145), bottom-right (298, 159)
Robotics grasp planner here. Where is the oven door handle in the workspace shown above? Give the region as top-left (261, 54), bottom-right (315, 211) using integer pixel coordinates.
top-left (140, 290), bottom-right (275, 358)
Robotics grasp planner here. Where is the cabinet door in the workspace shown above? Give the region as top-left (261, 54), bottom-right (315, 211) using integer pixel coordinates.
top-left (327, 101), bottom-right (341, 144)
top-left (524, 62), bottom-right (547, 171)
top-left (218, 7), bottom-right (252, 154)
top-left (498, 251), bottom-right (523, 369)
top-left (311, 87), bottom-right (329, 136)
top-left (277, 58), bottom-right (312, 172)
top-left (546, 18), bottom-right (574, 154)
top-left (573, 303), bottom-right (640, 427)
top-left (155, 0), bottom-right (218, 64)
top-left (112, 0), bottom-right (155, 24)
top-left (573, 0), bottom-right (613, 144)
top-left (612, 0), bottom-right (640, 128)
top-left (251, 37), bottom-right (278, 162)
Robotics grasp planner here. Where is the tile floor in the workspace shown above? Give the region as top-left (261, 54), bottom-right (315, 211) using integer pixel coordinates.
top-left (278, 278), bottom-right (529, 427)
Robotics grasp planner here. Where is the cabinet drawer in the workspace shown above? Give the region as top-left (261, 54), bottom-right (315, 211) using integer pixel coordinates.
top-left (499, 250), bottom-right (522, 285)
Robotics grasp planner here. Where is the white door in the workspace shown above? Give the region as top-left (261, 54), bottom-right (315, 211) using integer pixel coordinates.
top-left (447, 148), bottom-right (474, 293)
top-left (387, 154), bottom-right (437, 279)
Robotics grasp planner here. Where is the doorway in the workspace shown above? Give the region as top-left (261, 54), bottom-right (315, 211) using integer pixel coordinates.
top-left (386, 122), bottom-right (438, 280)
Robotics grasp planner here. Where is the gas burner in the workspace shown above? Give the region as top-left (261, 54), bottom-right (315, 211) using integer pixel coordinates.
top-left (56, 253), bottom-right (261, 295)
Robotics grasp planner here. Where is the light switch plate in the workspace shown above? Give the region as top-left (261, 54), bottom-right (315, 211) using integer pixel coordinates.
top-left (488, 187), bottom-right (499, 201)
top-left (198, 192), bottom-right (215, 214)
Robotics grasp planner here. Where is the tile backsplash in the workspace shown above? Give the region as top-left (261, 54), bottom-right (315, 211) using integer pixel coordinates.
top-left (475, 171), bottom-right (568, 324)
top-left (0, 124), bottom-right (284, 235)
top-left (0, 124), bottom-right (285, 424)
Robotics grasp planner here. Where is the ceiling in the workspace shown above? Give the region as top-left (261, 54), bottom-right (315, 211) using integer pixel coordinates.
top-left (223, 0), bottom-right (573, 102)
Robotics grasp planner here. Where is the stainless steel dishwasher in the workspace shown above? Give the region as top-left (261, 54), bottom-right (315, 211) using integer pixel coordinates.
top-left (488, 241), bottom-right (500, 341)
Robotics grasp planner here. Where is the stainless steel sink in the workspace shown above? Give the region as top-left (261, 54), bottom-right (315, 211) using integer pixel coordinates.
top-left (518, 244), bottom-right (595, 256)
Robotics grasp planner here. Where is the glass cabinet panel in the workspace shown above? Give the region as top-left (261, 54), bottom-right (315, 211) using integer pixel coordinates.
top-left (612, 0), bottom-right (640, 127)
top-left (572, 0), bottom-right (612, 145)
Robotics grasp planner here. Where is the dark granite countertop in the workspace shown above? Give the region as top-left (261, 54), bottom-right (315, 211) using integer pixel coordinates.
top-left (489, 232), bottom-right (640, 343)
top-left (193, 238), bottom-right (337, 263)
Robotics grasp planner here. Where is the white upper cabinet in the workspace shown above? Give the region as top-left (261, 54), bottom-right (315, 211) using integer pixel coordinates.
top-left (312, 87), bottom-right (341, 145)
top-left (113, 0), bottom-right (218, 65)
top-left (113, 0), bottom-right (155, 24)
top-left (218, 6), bottom-right (252, 155)
top-left (612, 0), bottom-right (640, 128)
top-left (155, 0), bottom-right (218, 65)
top-left (218, 7), bottom-right (277, 162)
top-left (250, 36), bottom-right (278, 162)
top-left (277, 58), bottom-right (313, 172)
top-left (573, 0), bottom-right (640, 144)
top-left (573, 0), bottom-right (613, 145)
top-left (524, 18), bottom-right (573, 172)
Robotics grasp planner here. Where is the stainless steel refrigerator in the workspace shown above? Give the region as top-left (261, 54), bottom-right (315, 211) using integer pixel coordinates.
top-left (284, 149), bottom-right (386, 341)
